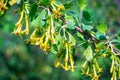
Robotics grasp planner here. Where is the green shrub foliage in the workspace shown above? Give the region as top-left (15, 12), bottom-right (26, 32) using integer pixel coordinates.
top-left (0, 0), bottom-right (120, 80)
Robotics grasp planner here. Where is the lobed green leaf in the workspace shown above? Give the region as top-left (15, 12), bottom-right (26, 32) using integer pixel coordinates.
top-left (97, 23), bottom-right (107, 34)
top-left (65, 14), bottom-right (75, 29)
top-left (31, 10), bottom-right (47, 27)
top-left (77, 0), bottom-right (88, 10)
top-left (83, 45), bottom-right (93, 61)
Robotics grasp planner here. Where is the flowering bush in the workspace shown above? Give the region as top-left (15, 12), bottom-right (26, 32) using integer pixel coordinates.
top-left (0, 0), bottom-right (120, 80)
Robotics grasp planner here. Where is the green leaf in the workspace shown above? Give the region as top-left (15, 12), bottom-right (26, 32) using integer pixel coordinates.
top-left (83, 46), bottom-right (93, 61)
top-left (97, 23), bottom-right (107, 34)
top-left (70, 11), bottom-right (79, 24)
top-left (67, 32), bottom-right (76, 46)
top-left (117, 31), bottom-right (120, 41)
top-left (110, 39), bottom-right (120, 45)
top-left (31, 10), bottom-right (46, 27)
top-left (65, 14), bottom-right (75, 29)
top-left (76, 32), bottom-right (85, 40)
top-left (82, 23), bottom-right (93, 31)
top-left (42, 0), bottom-right (49, 6)
top-left (64, 0), bottom-right (73, 9)
top-left (29, 3), bottom-right (38, 21)
top-left (53, 34), bottom-right (64, 54)
top-left (83, 11), bottom-right (91, 21)
top-left (39, 0), bottom-right (49, 6)
top-left (55, 33), bottom-right (63, 44)
top-left (78, 0), bottom-right (88, 10)
top-left (95, 32), bottom-right (107, 40)
top-left (55, 1), bottom-right (62, 5)
top-left (100, 49), bottom-right (108, 55)
top-left (96, 42), bottom-right (105, 49)
top-left (51, 44), bottom-right (58, 54)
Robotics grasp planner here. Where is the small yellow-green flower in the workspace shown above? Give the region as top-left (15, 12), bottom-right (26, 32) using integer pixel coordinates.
top-left (52, 9), bottom-right (62, 18)
top-left (0, 1), bottom-right (8, 15)
top-left (50, 0), bottom-right (55, 5)
top-left (9, 0), bottom-right (17, 6)
top-left (57, 5), bottom-right (65, 11)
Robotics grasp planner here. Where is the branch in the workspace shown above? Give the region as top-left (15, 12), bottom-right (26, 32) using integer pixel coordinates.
top-left (60, 17), bottom-right (67, 25)
top-left (75, 26), bottom-right (120, 56)
top-left (75, 26), bottom-right (97, 41)
top-left (113, 48), bottom-right (120, 56)
top-left (53, 10), bottom-right (120, 56)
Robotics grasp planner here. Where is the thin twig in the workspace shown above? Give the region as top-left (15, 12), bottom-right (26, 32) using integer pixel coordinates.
top-left (75, 26), bottom-right (97, 41)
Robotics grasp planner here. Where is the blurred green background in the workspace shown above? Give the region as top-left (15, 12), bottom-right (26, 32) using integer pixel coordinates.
top-left (0, 0), bottom-right (120, 80)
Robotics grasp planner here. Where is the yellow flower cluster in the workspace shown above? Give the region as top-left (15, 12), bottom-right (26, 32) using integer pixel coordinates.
top-left (27, 28), bottom-right (56, 54)
top-left (0, 0), bottom-right (19, 15)
top-left (52, 9), bottom-right (62, 19)
top-left (12, 0), bottom-right (75, 72)
top-left (50, 0), bottom-right (55, 5)
top-left (55, 42), bottom-right (76, 72)
top-left (57, 5), bottom-right (65, 11)
top-left (81, 59), bottom-right (102, 80)
top-left (13, 3), bottom-right (29, 36)
top-left (39, 27), bottom-right (55, 54)
top-left (0, 0), bottom-right (8, 15)
top-left (27, 16), bottom-right (56, 54)
top-left (50, 0), bottom-right (65, 19)
top-left (9, 0), bottom-right (17, 6)
top-left (110, 55), bottom-right (120, 80)
top-left (13, 10), bottom-right (29, 36)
